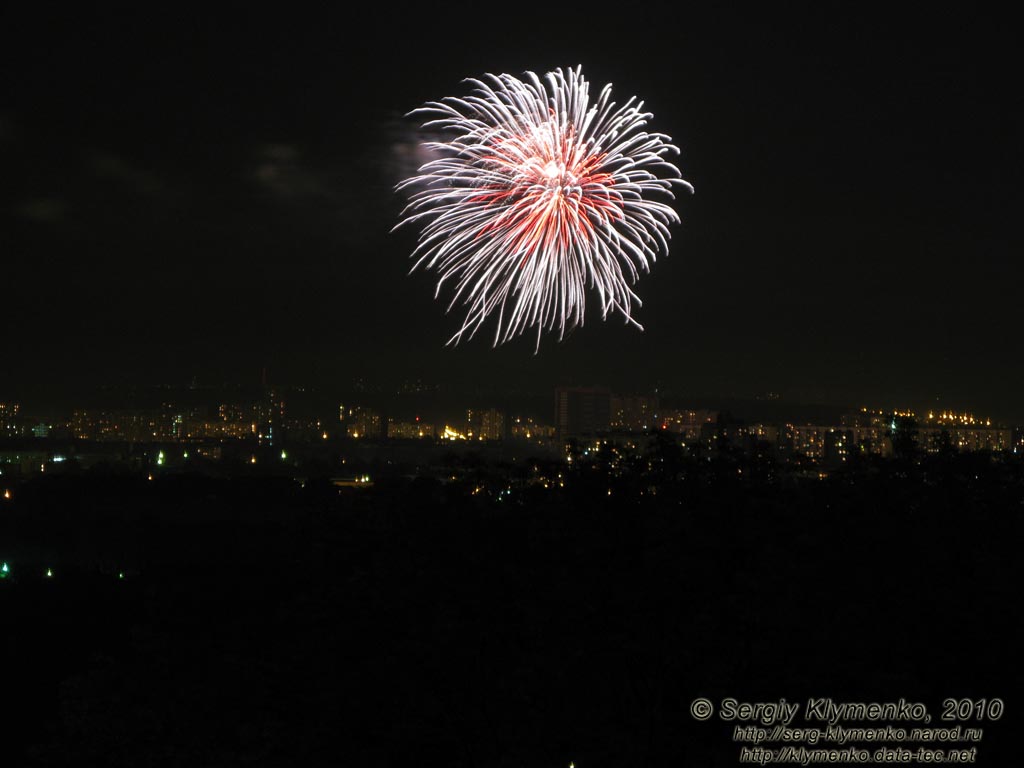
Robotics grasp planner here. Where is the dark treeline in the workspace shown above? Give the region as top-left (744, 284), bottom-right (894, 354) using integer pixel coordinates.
top-left (1, 452), bottom-right (1021, 766)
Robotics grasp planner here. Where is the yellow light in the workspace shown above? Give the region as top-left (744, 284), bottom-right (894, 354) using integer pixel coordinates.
top-left (250, 456), bottom-right (257, 465)
top-left (3, 489), bottom-right (10, 499)
top-left (322, 431), bottom-right (329, 440)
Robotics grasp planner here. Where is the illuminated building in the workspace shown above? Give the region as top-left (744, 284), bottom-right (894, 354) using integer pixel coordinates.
top-left (341, 406), bottom-right (382, 439)
top-left (780, 425), bottom-right (892, 460)
top-left (510, 416), bottom-right (555, 441)
top-left (478, 409), bottom-right (505, 441)
top-left (255, 388), bottom-right (285, 445)
top-left (71, 409), bottom-right (180, 442)
top-left (72, 410), bottom-right (110, 440)
top-left (917, 426), bottom-right (1012, 453)
top-left (749, 424), bottom-right (779, 443)
top-left (459, 408), bottom-right (507, 441)
top-left (786, 425), bottom-right (828, 460)
top-left (659, 409), bottom-right (717, 439)
top-left (555, 387), bottom-right (611, 442)
top-left (387, 418), bottom-right (433, 439)
top-left (218, 403), bottom-right (247, 422)
top-left (0, 402), bottom-right (21, 437)
top-left (610, 394), bottom-right (659, 432)
top-left (181, 417), bottom-right (255, 440)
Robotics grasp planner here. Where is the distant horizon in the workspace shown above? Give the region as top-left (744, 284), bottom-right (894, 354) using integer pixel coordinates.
top-left (2, 377), bottom-right (1020, 428)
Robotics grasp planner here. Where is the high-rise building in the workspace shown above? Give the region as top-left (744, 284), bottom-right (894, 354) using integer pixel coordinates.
top-left (555, 387), bottom-right (611, 442)
top-left (387, 418), bottom-right (433, 439)
top-left (478, 409), bottom-right (505, 441)
top-left (463, 408), bottom-right (505, 440)
top-left (342, 406), bottom-right (383, 439)
top-left (0, 403), bottom-right (20, 437)
top-left (609, 394), bottom-right (659, 432)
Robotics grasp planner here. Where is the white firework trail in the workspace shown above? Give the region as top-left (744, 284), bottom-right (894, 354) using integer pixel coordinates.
top-left (394, 65), bottom-right (692, 350)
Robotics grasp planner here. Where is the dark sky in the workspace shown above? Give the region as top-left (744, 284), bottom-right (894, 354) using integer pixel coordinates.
top-left (2, 8), bottom-right (1021, 418)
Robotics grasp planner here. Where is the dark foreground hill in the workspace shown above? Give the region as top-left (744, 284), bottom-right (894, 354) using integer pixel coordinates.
top-left (1, 460), bottom-right (1020, 766)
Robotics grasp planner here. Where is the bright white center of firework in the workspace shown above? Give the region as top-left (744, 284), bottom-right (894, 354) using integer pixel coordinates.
top-left (536, 159), bottom-right (577, 191)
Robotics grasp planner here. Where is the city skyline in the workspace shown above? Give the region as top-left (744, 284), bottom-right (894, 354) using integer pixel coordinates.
top-left (3, 381), bottom-right (1020, 457)
top-left (3, 376), bottom-right (1022, 423)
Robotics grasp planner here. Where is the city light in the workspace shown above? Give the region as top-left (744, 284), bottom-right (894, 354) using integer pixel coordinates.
top-left (0, 387), bottom-right (1019, 477)
top-left (926, 410), bottom-right (993, 427)
top-left (442, 425), bottom-right (467, 441)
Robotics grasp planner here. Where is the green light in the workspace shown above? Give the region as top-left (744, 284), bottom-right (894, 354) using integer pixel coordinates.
top-left (1, 561), bottom-right (9, 578)
top-left (118, 571), bottom-right (125, 580)
top-left (157, 450), bottom-right (165, 466)
top-left (280, 450), bottom-right (288, 460)
top-left (45, 568), bottom-right (53, 578)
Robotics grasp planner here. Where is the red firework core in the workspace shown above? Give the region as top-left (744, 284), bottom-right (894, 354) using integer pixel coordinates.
top-left (470, 120), bottom-right (624, 265)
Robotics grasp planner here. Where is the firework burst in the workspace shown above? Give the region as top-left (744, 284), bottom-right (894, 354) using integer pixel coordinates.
top-left (395, 65), bottom-right (692, 349)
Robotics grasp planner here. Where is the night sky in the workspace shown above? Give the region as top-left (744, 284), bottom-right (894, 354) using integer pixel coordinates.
top-left (3, 8), bottom-right (1021, 418)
